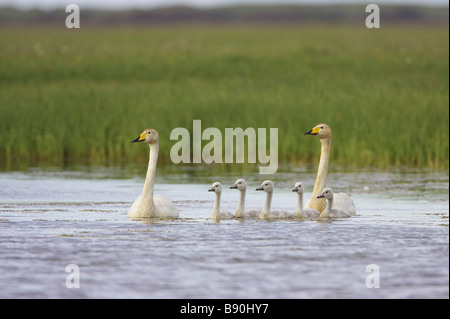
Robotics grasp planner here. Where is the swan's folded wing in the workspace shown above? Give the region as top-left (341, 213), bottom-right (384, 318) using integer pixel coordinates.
top-left (220, 210), bottom-right (235, 219)
top-left (333, 193), bottom-right (356, 215)
top-left (271, 210), bottom-right (295, 218)
top-left (128, 195), bottom-right (142, 218)
top-left (243, 209), bottom-right (260, 218)
top-left (302, 208), bottom-right (320, 219)
top-left (154, 195), bottom-right (179, 218)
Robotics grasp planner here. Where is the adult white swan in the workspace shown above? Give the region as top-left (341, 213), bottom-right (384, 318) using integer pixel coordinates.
top-left (208, 182), bottom-right (234, 222)
top-left (292, 182), bottom-right (320, 220)
top-left (304, 123), bottom-right (356, 215)
top-left (230, 179), bottom-right (260, 218)
top-left (317, 188), bottom-right (351, 219)
top-left (128, 129), bottom-right (179, 218)
top-left (256, 180), bottom-right (295, 220)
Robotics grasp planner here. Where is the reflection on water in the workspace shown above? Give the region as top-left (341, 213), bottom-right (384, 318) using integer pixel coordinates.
top-left (0, 167), bottom-right (448, 298)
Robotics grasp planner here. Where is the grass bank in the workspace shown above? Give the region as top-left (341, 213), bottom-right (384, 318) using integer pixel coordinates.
top-left (0, 25), bottom-right (448, 170)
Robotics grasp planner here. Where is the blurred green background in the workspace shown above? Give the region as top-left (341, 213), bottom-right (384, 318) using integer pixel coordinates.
top-left (0, 5), bottom-right (448, 171)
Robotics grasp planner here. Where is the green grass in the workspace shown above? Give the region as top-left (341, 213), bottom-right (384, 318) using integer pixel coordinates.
top-left (0, 25), bottom-right (448, 170)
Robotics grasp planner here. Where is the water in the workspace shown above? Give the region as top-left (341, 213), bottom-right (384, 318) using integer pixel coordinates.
top-left (0, 167), bottom-right (448, 299)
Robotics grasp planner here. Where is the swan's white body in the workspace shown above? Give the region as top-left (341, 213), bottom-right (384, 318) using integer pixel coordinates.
top-left (128, 129), bottom-right (179, 219)
top-left (304, 123), bottom-right (356, 215)
top-left (317, 188), bottom-right (351, 219)
top-left (209, 182), bottom-right (234, 222)
top-left (230, 179), bottom-right (260, 218)
top-left (292, 182), bottom-right (320, 220)
top-left (256, 180), bottom-right (295, 220)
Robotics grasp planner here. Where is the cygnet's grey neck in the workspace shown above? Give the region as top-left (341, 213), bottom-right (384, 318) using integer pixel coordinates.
top-left (263, 191), bottom-right (273, 213)
top-left (322, 196), bottom-right (334, 217)
top-left (296, 192), bottom-right (304, 214)
top-left (237, 189), bottom-right (246, 213)
top-left (213, 191), bottom-right (221, 212)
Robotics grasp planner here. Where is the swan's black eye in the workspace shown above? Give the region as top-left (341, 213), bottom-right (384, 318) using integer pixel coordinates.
top-left (320, 126), bottom-right (324, 129)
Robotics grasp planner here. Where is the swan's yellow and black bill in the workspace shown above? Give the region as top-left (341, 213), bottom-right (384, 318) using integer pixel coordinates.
top-left (304, 126), bottom-right (320, 135)
top-left (131, 132), bottom-right (147, 143)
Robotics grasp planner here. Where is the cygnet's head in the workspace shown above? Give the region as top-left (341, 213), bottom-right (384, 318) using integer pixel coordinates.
top-left (131, 128), bottom-right (159, 145)
top-left (317, 187), bottom-right (334, 200)
top-left (304, 123), bottom-right (332, 140)
top-left (230, 179), bottom-right (247, 191)
top-left (208, 182), bottom-right (223, 193)
top-left (256, 180), bottom-right (274, 193)
top-left (292, 182), bottom-right (304, 193)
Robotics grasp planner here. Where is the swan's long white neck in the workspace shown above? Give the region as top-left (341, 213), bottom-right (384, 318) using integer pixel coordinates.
top-left (142, 143), bottom-right (158, 206)
top-left (308, 137), bottom-right (331, 211)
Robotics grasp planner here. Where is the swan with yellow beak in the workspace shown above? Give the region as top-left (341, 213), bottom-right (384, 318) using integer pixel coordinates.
top-left (304, 123), bottom-right (356, 215)
top-left (128, 129), bottom-right (179, 218)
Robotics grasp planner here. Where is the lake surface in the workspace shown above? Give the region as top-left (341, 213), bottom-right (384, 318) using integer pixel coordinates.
top-left (0, 167), bottom-right (448, 298)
